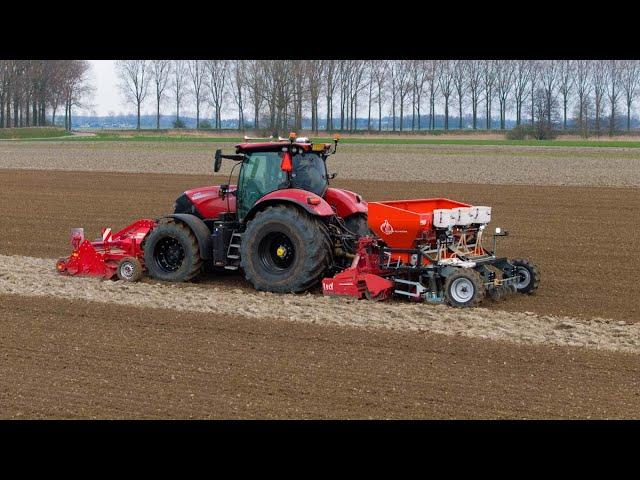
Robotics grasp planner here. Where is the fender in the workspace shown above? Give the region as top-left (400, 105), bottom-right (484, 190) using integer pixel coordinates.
top-left (246, 188), bottom-right (334, 221)
top-left (323, 187), bottom-right (368, 218)
top-left (160, 213), bottom-right (212, 260)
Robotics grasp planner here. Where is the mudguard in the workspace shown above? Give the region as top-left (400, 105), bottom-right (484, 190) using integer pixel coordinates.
top-left (246, 188), bottom-right (335, 220)
top-left (324, 187), bottom-right (368, 218)
top-left (161, 213), bottom-right (212, 259)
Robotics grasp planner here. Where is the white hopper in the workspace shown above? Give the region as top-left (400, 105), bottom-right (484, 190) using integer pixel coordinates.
top-left (469, 206), bottom-right (492, 224)
top-left (451, 207), bottom-right (473, 226)
top-left (433, 209), bottom-right (455, 228)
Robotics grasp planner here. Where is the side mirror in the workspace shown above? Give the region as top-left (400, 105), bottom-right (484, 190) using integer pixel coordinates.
top-left (214, 149), bottom-right (222, 172)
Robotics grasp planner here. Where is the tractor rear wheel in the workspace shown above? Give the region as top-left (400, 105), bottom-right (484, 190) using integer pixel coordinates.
top-left (511, 259), bottom-right (540, 294)
top-left (343, 213), bottom-right (373, 237)
top-left (241, 205), bottom-right (332, 293)
top-left (444, 268), bottom-right (485, 308)
top-left (143, 221), bottom-right (202, 282)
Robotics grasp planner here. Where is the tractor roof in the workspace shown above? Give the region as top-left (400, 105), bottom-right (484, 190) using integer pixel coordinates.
top-left (235, 141), bottom-right (312, 154)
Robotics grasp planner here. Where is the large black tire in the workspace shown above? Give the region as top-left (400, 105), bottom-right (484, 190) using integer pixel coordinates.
top-left (143, 221), bottom-right (202, 282)
top-left (343, 213), bottom-right (373, 237)
top-left (511, 258), bottom-right (540, 294)
top-left (240, 205), bottom-right (332, 293)
top-left (444, 268), bottom-right (486, 308)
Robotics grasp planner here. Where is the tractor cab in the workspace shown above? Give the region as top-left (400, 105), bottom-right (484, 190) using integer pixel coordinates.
top-left (228, 133), bottom-right (337, 220)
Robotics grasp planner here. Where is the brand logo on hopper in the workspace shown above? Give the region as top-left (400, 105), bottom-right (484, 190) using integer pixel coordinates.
top-left (380, 219), bottom-right (407, 235)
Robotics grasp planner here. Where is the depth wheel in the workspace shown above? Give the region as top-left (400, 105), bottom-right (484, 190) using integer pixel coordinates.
top-left (117, 257), bottom-right (143, 282)
top-left (444, 269), bottom-right (485, 308)
top-left (511, 259), bottom-right (540, 294)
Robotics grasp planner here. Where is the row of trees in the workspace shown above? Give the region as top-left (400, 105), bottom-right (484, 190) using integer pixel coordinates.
top-left (118, 59), bottom-right (640, 135)
top-left (0, 60), bottom-right (92, 130)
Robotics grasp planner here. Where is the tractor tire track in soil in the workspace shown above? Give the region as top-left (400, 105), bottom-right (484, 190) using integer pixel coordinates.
top-left (1, 169), bottom-right (638, 321)
top-left (2, 293), bottom-right (640, 419)
top-left (1, 254), bottom-right (639, 354)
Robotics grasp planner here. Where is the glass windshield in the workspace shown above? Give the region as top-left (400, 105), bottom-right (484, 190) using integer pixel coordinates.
top-left (290, 152), bottom-right (328, 196)
top-left (237, 151), bottom-right (288, 219)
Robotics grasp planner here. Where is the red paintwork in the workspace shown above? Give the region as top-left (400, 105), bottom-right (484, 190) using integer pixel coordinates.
top-left (56, 219), bottom-right (156, 279)
top-left (185, 185), bottom-right (237, 219)
top-left (322, 237), bottom-right (394, 300)
top-left (252, 188), bottom-right (334, 217)
top-left (368, 198), bottom-right (470, 250)
top-left (323, 187), bottom-right (368, 218)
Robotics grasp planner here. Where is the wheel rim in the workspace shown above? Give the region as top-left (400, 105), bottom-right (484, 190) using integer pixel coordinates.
top-left (450, 277), bottom-right (475, 303)
top-left (515, 267), bottom-right (531, 289)
top-left (258, 232), bottom-right (295, 272)
top-left (155, 237), bottom-right (185, 273)
top-left (120, 262), bottom-right (135, 280)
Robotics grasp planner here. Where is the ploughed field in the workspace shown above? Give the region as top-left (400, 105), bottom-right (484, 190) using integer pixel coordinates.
top-left (1, 141), bottom-right (639, 419)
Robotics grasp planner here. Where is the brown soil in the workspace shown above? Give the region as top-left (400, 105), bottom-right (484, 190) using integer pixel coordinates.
top-left (1, 169), bottom-right (637, 322)
top-left (2, 293), bottom-right (639, 419)
top-left (2, 141), bottom-right (640, 187)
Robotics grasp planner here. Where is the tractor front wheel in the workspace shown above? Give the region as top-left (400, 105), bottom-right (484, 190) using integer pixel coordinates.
top-left (241, 205), bottom-right (332, 293)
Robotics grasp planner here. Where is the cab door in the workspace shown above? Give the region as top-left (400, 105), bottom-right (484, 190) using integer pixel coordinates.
top-left (236, 151), bottom-right (288, 220)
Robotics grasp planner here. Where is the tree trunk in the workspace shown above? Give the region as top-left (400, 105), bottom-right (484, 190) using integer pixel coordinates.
top-left (156, 94), bottom-right (161, 129)
top-left (444, 97), bottom-right (449, 130)
top-left (137, 102), bottom-right (141, 130)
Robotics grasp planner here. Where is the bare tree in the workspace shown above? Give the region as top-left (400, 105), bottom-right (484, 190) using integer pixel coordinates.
top-left (574, 60), bottom-right (592, 134)
top-left (453, 60), bottom-right (468, 129)
top-left (116, 60), bottom-right (149, 130)
top-left (63, 60), bottom-right (93, 131)
top-left (151, 60), bottom-right (171, 129)
top-left (539, 60), bottom-right (559, 126)
top-left (395, 61), bottom-right (412, 132)
top-left (170, 60), bottom-right (188, 125)
top-left (606, 60), bottom-right (622, 135)
top-left (231, 60), bottom-right (247, 131)
top-left (370, 60), bottom-right (388, 131)
top-left (481, 60), bottom-right (497, 129)
top-left (466, 60), bottom-right (482, 129)
top-left (324, 60), bottom-right (339, 131)
top-left (512, 60), bottom-right (531, 126)
top-left (206, 60), bottom-right (228, 130)
top-left (307, 61), bottom-right (323, 133)
top-left (529, 60), bottom-right (541, 125)
top-left (620, 60), bottom-right (640, 131)
top-left (410, 60), bottom-right (429, 130)
top-left (187, 60), bottom-right (207, 129)
top-left (557, 60), bottom-right (574, 129)
top-left (591, 60), bottom-right (608, 136)
top-left (495, 60), bottom-right (515, 130)
top-left (425, 60), bottom-right (439, 130)
top-left (348, 60), bottom-right (367, 132)
top-left (438, 60), bottom-right (455, 130)
top-left (244, 60), bottom-right (265, 130)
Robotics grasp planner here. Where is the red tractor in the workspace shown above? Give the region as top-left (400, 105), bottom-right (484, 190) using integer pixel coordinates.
top-left (142, 133), bottom-right (368, 293)
top-left (57, 133), bottom-right (540, 307)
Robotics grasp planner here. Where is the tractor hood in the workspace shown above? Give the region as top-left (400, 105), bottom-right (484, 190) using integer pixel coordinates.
top-left (175, 185), bottom-right (237, 219)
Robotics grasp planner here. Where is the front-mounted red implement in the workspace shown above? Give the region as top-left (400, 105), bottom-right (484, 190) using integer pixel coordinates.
top-left (56, 219), bottom-right (156, 281)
